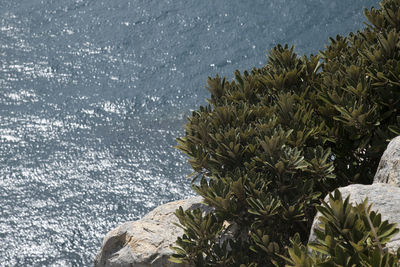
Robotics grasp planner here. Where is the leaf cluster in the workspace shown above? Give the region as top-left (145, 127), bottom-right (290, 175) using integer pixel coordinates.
top-left (317, 0), bottom-right (400, 184)
top-left (284, 190), bottom-right (400, 267)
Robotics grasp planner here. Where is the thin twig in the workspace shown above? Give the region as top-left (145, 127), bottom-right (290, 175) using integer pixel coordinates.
top-left (364, 205), bottom-right (384, 255)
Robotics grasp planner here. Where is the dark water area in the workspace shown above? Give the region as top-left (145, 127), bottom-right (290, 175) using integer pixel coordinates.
top-left (0, 0), bottom-right (379, 266)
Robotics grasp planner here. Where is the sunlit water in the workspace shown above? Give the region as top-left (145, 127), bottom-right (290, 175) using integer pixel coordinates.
top-left (0, 0), bottom-right (379, 265)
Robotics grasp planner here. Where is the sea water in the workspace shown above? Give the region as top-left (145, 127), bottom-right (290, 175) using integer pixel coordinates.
top-left (0, 0), bottom-right (379, 265)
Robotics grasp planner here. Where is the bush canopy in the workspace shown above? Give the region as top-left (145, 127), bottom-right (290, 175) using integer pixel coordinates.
top-left (171, 0), bottom-right (400, 266)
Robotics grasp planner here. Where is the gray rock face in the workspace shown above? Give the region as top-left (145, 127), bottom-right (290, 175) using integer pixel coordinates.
top-left (374, 136), bottom-right (400, 186)
top-left (95, 196), bottom-right (211, 267)
top-left (308, 183), bottom-right (400, 253)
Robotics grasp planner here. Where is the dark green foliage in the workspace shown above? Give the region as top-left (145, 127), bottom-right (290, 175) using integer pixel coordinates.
top-left (283, 190), bottom-right (400, 266)
top-left (317, 0), bottom-right (400, 184)
top-left (170, 206), bottom-right (260, 266)
top-left (170, 207), bottom-right (228, 265)
top-left (171, 0), bottom-right (400, 266)
top-left (173, 46), bottom-right (333, 266)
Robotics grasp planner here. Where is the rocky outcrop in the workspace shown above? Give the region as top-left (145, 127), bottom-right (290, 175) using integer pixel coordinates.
top-left (95, 196), bottom-right (211, 267)
top-left (96, 136), bottom-right (400, 266)
top-left (308, 183), bottom-right (400, 253)
top-left (374, 136), bottom-right (400, 186)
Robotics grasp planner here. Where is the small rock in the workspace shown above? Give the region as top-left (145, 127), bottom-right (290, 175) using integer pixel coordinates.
top-left (94, 196), bottom-right (211, 267)
top-left (308, 183), bottom-right (400, 253)
top-left (374, 136), bottom-right (400, 186)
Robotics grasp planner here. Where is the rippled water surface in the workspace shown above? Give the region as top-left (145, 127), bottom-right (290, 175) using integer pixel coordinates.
top-left (0, 0), bottom-right (379, 265)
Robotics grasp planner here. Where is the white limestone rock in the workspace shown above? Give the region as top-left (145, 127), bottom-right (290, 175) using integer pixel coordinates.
top-left (94, 196), bottom-right (212, 267)
top-left (308, 183), bottom-right (400, 253)
top-left (374, 136), bottom-right (400, 186)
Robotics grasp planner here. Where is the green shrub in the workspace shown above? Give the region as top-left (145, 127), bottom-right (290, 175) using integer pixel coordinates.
top-left (172, 46), bottom-right (334, 266)
top-left (171, 0), bottom-right (400, 266)
top-left (283, 190), bottom-right (400, 267)
top-left (316, 0), bottom-right (400, 184)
